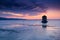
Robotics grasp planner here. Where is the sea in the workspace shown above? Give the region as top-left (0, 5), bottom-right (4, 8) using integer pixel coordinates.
top-left (0, 20), bottom-right (60, 40)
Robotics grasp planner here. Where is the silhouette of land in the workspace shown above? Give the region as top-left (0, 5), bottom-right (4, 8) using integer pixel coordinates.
top-left (0, 17), bottom-right (26, 20)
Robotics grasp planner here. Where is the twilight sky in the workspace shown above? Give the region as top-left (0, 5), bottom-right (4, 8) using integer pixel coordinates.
top-left (0, 0), bottom-right (60, 19)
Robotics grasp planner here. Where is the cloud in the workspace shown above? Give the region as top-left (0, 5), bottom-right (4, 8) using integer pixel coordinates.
top-left (0, 0), bottom-right (48, 15)
top-left (0, 0), bottom-right (60, 16)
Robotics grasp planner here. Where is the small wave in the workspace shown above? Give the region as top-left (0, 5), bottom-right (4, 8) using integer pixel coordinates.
top-left (0, 28), bottom-right (18, 33)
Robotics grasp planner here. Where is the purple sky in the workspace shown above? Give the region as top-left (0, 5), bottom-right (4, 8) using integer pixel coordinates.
top-left (0, 0), bottom-right (60, 19)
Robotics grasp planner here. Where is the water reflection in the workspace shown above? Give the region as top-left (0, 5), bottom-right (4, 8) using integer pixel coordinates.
top-left (0, 20), bottom-right (60, 40)
top-left (42, 23), bottom-right (47, 28)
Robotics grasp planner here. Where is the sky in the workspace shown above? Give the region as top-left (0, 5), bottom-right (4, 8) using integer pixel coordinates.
top-left (0, 0), bottom-right (60, 19)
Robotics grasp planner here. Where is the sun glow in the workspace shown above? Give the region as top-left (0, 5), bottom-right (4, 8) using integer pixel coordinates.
top-left (2, 9), bottom-right (60, 19)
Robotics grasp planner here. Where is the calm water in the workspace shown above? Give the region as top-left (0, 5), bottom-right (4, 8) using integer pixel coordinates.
top-left (0, 20), bottom-right (60, 40)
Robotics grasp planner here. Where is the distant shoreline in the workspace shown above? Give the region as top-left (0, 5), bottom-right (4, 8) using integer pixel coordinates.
top-left (0, 17), bottom-right (26, 20)
top-left (0, 17), bottom-right (60, 20)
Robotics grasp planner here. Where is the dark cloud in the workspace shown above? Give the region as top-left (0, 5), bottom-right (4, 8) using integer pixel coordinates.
top-left (0, 0), bottom-right (60, 15)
